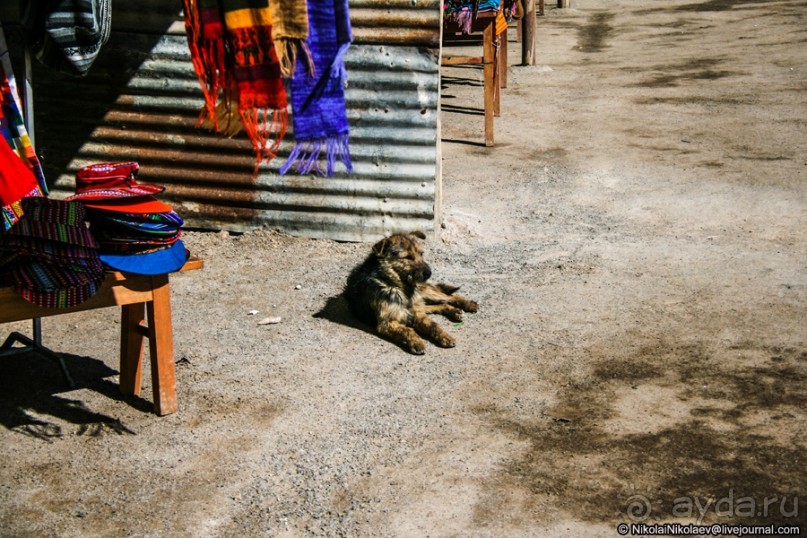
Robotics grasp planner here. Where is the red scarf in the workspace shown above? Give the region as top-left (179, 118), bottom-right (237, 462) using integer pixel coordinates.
top-left (182, 0), bottom-right (288, 168)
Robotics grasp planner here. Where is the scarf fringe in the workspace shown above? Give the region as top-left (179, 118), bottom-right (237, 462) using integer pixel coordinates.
top-left (239, 107), bottom-right (289, 171)
top-left (279, 134), bottom-right (352, 177)
top-left (276, 38), bottom-right (315, 78)
top-left (182, 0), bottom-right (228, 130)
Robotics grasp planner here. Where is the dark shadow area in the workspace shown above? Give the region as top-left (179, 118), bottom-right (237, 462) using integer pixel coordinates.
top-left (577, 12), bottom-right (614, 53)
top-left (0, 349), bottom-right (143, 441)
top-left (27, 9), bottom-right (177, 191)
top-left (441, 138), bottom-right (488, 148)
top-left (440, 103), bottom-right (485, 116)
top-left (441, 75), bottom-right (484, 88)
top-left (473, 340), bottom-right (807, 527)
top-left (313, 295), bottom-right (373, 335)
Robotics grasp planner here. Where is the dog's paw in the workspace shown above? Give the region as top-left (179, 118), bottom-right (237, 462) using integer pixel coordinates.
top-left (408, 340), bottom-right (426, 355)
top-left (463, 300), bottom-right (479, 313)
top-left (436, 334), bottom-right (456, 348)
top-left (446, 307), bottom-right (463, 322)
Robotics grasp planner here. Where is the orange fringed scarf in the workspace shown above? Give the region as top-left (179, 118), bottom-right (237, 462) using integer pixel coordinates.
top-left (182, 0), bottom-right (289, 168)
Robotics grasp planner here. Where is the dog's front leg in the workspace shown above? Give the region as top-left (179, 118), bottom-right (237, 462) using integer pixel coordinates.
top-left (378, 320), bottom-right (426, 355)
top-left (413, 313), bottom-right (456, 348)
top-left (423, 303), bottom-right (464, 322)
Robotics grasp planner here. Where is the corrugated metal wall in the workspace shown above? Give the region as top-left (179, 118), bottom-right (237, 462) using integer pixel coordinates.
top-left (32, 0), bottom-right (442, 242)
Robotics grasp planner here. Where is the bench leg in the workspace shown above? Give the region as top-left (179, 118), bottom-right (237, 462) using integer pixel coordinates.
top-left (484, 20), bottom-right (496, 147)
top-left (146, 275), bottom-right (177, 416)
top-left (120, 302), bottom-right (146, 396)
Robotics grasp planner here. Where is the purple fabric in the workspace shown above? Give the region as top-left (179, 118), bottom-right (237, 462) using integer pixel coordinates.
top-left (280, 0), bottom-right (353, 176)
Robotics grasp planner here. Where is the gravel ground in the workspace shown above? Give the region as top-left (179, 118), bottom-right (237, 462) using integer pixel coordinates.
top-left (1, 1), bottom-right (806, 536)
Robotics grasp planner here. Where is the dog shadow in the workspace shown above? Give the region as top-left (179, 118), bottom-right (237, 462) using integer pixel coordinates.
top-left (0, 350), bottom-right (145, 441)
top-left (313, 294), bottom-right (375, 336)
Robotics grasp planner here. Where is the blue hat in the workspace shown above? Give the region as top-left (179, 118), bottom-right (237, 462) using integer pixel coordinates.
top-left (99, 239), bottom-right (188, 275)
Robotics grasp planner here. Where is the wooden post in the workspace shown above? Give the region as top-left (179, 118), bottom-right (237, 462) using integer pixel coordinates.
top-left (522, 0), bottom-right (536, 65)
top-left (558, 0), bottom-right (570, 7)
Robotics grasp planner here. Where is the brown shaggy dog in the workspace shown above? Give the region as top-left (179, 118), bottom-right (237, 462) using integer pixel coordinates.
top-left (344, 231), bottom-right (478, 354)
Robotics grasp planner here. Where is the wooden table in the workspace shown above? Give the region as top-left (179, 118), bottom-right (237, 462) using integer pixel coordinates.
top-left (0, 258), bottom-right (203, 415)
top-left (442, 10), bottom-right (502, 147)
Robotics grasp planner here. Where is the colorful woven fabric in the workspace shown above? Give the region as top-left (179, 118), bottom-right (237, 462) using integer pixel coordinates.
top-left (12, 260), bottom-right (104, 293)
top-left (17, 281), bottom-right (101, 309)
top-left (0, 27), bottom-right (46, 232)
top-left (65, 161), bottom-right (165, 201)
top-left (5, 197), bottom-right (98, 248)
top-left (269, 0), bottom-right (314, 77)
top-left (182, 0), bottom-right (289, 168)
top-left (279, 0), bottom-right (353, 177)
top-left (444, 0), bottom-right (516, 34)
top-left (24, 0), bottom-right (112, 77)
top-left (0, 198), bottom-right (103, 309)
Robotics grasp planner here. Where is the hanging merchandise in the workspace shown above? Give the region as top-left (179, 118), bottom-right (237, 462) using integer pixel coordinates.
top-left (269, 0), bottom-right (314, 78)
top-left (0, 123), bottom-right (43, 232)
top-left (279, 0), bottom-right (353, 177)
top-left (0, 197), bottom-right (104, 309)
top-left (65, 162), bottom-right (189, 276)
top-left (444, 0), bottom-right (517, 35)
top-left (182, 0), bottom-right (289, 169)
top-left (23, 0), bottom-right (112, 77)
top-left (0, 26), bottom-right (46, 232)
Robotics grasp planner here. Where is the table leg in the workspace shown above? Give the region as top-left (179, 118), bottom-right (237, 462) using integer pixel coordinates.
top-left (120, 302), bottom-right (146, 395)
top-left (146, 274), bottom-right (177, 416)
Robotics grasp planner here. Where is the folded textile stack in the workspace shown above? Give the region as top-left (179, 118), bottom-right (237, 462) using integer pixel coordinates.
top-left (65, 162), bottom-right (189, 276)
top-left (0, 197), bottom-right (104, 308)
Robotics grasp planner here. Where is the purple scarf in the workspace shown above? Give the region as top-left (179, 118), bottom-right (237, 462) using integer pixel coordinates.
top-left (280, 0), bottom-right (353, 176)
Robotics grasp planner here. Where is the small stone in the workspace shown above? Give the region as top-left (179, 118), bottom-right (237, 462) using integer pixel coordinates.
top-left (248, 310), bottom-right (259, 315)
top-left (294, 284), bottom-right (302, 290)
top-left (258, 316), bottom-right (282, 325)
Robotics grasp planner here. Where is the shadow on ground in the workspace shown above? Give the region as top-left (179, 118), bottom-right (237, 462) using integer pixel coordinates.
top-left (0, 350), bottom-right (143, 441)
top-left (474, 338), bottom-right (806, 527)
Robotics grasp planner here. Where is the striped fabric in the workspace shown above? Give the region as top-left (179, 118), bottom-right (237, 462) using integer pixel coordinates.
top-left (25, 0), bottom-right (112, 77)
top-left (182, 0), bottom-right (289, 168)
top-left (0, 27), bottom-right (46, 232)
top-left (0, 198), bottom-right (104, 309)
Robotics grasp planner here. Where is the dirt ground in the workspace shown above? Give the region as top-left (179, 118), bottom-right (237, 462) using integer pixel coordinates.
top-left (1, 0), bottom-right (805, 536)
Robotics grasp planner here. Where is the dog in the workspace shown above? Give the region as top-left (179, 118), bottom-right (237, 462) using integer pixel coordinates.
top-left (344, 231), bottom-right (478, 354)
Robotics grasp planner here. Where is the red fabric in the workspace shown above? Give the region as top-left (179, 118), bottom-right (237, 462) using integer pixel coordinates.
top-left (0, 136), bottom-right (40, 222)
top-left (182, 0), bottom-right (289, 168)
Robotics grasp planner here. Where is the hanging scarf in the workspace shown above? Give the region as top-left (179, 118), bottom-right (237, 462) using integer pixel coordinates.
top-left (182, 0), bottom-right (289, 168)
top-left (0, 26), bottom-right (45, 232)
top-left (269, 0), bottom-right (314, 78)
top-left (280, 0), bottom-right (353, 177)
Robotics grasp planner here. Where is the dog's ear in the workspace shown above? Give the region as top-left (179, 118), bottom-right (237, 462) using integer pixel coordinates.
top-left (410, 230), bottom-right (426, 240)
top-left (372, 237), bottom-right (390, 256)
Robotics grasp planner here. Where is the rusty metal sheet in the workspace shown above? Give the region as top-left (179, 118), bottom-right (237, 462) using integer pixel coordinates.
top-left (30, 0), bottom-right (441, 242)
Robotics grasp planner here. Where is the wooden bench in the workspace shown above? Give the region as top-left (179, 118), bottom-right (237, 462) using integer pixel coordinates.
top-left (0, 257), bottom-right (203, 415)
